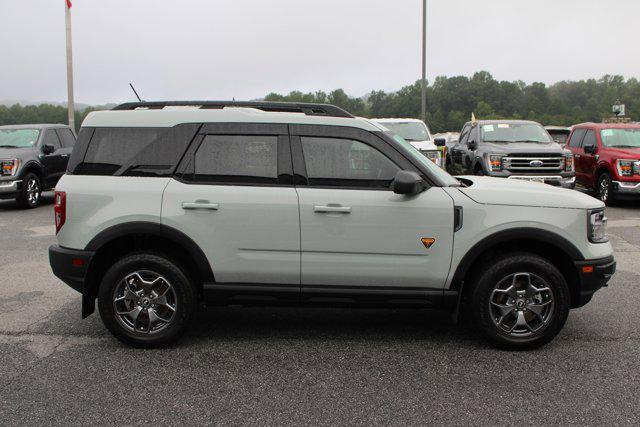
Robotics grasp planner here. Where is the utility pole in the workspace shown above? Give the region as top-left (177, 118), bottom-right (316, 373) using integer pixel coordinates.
top-left (65, 0), bottom-right (75, 131)
top-left (420, 0), bottom-right (427, 123)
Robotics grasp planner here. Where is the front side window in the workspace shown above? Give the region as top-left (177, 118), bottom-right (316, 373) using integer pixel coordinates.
top-left (601, 128), bottom-right (640, 148)
top-left (43, 129), bottom-right (62, 149)
top-left (582, 130), bottom-right (597, 148)
top-left (481, 123), bottom-right (552, 143)
top-left (568, 128), bottom-right (586, 148)
top-left (0, 128), bottom-right (40, 148)
top-left (193, 135), bottom-right (278, 184)
top-left (301, 137), bottom-right (399, 188)
top-left (378, 121), bottom-right (431, 142)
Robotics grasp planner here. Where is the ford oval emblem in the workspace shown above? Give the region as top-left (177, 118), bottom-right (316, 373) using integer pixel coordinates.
top-left (529, 160), bottom-right (544, 167)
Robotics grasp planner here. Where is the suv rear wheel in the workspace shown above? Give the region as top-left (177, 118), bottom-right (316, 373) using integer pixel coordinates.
top-left (470, 253), bottom-right (570, 350)
top-left (98, 253), bottom-right (197, 348)
top-left (17, 172), bottom-right (41, 209)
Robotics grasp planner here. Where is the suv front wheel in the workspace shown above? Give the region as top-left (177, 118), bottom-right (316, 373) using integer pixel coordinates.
top-left (17, 172), bottom-right (41, 209)
top-left (98, 253), bottom-right (197, 348)
top-left (470, 253), bottom-right (570, 350)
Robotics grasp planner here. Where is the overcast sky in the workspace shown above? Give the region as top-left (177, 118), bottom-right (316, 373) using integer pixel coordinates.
top-left (1, 0), bottom-right (638, 105)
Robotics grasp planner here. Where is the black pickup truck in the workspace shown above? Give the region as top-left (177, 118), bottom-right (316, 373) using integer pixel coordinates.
top-left (0, 124), bottom-right (76, 208)
top-left (448, 120), bottom-right (576, 188)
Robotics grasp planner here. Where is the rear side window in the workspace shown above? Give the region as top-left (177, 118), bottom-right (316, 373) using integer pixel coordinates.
top-left (192, 135), bottom-right (278, 184)
top-left (72, 125), bottom-right (198, 176)
top-left (56, 128), bottom-right (76, 148)
top-left (568, 128), bottom-right (586, 148)
top-left (301, 137), bottom-right (399, 188)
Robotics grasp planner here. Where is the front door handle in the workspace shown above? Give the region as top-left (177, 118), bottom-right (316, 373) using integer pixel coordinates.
top-left (314, 205), bottom-right (351, 214)
top-left (61, 154), bottom-right (69, 158)
top-left (182, 202), bottom-right (219, 210)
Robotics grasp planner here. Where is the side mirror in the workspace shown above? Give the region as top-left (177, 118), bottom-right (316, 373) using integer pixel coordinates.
top-left (42, 144), bottom-right (55, 155)
top-left (468, 140), bottom-right (478, 150)
top-left (434, 137), bottom-right (446, 147)
top-left (393, 170), bottom-right (425, 195)
top-left (584, 145), bottom-right (597, 154)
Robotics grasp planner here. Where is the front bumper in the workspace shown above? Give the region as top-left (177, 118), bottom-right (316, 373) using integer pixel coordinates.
top-left (507, 175), bottom-right (576, 188)
top-left (612, 180), bottom-right (640, 196)
top-left (573, 255), bottom-right (616, 308)
top-left (0, 179), bottom-right (22, 199)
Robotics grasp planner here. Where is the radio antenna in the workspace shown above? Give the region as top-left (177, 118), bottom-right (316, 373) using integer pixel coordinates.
top-left (129, 83), bottom-right (143, 102)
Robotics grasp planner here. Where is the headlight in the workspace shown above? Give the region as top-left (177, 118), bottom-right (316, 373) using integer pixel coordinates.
top-left (616, 159), bottom-right (639, 177)
top-left (485, 153), bottom-right (504, 171)
top-left (588, 209), bottom-right (608, 243)
top-left (1, 159), bottom-right (19, 176)
top-left (421, 150), bottom-right (442, 167)
top-left (564, 154), bottom-right (574, 172)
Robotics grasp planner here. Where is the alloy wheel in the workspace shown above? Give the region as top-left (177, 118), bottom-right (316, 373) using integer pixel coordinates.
top-left (489, 272), bottom-right (555, 337)
top-left (113, 271), bottom-right (177, 334)
top-left (26, 177), bottom-right (40, 205)
top-left (598, 177), bottom-right (609, 202)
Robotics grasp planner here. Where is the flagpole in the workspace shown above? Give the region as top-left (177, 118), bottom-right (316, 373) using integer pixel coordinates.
top-left (65, 0), bottom-right (75, 131)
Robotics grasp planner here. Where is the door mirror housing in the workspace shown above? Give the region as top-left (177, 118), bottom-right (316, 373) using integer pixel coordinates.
top-left (434, 137), bottom-right (446, 147)
top-left (42, 144), bottom-right (55, 155)
top-left (393, 170), bottom-right (425, 195)
top-left (468, 140), bottom-right (478, 150)
top-left (583, 144), bottom-right (597, 154)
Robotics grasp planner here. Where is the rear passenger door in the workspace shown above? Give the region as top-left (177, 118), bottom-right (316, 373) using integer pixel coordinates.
top-left (291, 125), bottom-right (454, 301)
top-left (55, 128), bottom-right (76, 170)
top-left (40, 129), bottom-right (66, 187)
top-left (161, 124), bottom-right (301, 292)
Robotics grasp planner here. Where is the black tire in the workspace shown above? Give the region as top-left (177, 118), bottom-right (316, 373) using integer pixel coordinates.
top-left (16, 172), bottom-right (41, 209)
top-left (98, 253), bottom-right (197, 348)
top-left (597, 172), bottom-right (616, 206)
top-left (470, 253), bottom-right (570, 350)
top-left (474, 166), bottom-right (485, 176)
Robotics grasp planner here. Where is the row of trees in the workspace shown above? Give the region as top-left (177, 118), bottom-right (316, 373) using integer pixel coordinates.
top-left (2, 72), bottom-right (639, 133)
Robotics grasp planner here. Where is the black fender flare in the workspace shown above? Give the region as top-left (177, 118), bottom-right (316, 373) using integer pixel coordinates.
top-left (19, 160), bottom-right (45, 180)
top-left (449, 227), bottom-right (584, 291)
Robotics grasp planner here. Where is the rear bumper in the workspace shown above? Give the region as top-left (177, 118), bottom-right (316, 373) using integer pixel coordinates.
top-left (0, 179), bottom-right (22, 199)
top-left (573, 255), bottom-right (616, 308)
top-left (49, 245), bottom-right (94, 294)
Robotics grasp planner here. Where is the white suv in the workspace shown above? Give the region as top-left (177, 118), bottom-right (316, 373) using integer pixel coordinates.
top-left (372, 118), bottom-right (444, 168)
top-left (49, 101), bottom-right (615, 349)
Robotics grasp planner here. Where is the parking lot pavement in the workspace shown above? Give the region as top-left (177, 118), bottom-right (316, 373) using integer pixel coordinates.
top-left (0, 193), bottom-right (639, 425)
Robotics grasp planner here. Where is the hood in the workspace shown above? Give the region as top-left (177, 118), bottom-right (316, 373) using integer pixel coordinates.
top-left (0, 146), bottom-right (34, 159)
top-left (457, 176), bottom-right (603, 209)
top-left (481, 141), bottom-right (565, 154)
top-left (602, 146), bottom-right (640, 159)
top-left (408, 140), bottom-right (438, 151)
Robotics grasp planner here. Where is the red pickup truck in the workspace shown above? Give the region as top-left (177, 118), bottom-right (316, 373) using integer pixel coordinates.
top-left (565, 123), bottom-right (640, 205)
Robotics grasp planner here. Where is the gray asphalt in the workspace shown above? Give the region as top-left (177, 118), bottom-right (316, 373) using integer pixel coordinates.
top-left (1, 192), bottom-right (639, 425)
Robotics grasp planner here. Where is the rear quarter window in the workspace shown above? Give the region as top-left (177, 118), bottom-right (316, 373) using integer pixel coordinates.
top-left (69, 124), bottom-right (199, 176)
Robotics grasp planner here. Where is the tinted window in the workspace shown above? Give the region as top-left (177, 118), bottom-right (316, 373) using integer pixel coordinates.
top-left (301, 137), bottom-right (399, 188)
top-left (568, 128), bottom-right (586, 148)
top-left (43, 129), bottom-right (62, 149)
top-left (56, 128), bottom-right (76, 148)
top-left (193, 135), bottom-right (278, 184)
top-left (582, 130), bottom-right (597, 148)
top-left (459, 125), bottom-right (471, 144)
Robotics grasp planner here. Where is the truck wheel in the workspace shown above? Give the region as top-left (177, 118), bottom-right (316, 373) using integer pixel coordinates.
top-left (470, 253), bottom-right (570, 350)
top-left (98, 253), bottom-right (197, 348)
top-left (597, 173), bottom-right (616, 206)
top-left (17, 173), bottom-right (41, 209)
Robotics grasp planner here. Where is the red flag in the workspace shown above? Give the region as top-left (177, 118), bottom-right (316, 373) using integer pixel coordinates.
top-left (66, 0), bottom-right (72, 8)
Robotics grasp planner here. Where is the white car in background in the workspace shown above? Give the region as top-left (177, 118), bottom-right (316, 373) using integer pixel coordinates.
top-left (372, 118), bottom-right (444, 168)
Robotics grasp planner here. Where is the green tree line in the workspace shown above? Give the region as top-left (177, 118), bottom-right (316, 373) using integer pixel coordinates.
top-left (2, 72), bottom-right (639, 133)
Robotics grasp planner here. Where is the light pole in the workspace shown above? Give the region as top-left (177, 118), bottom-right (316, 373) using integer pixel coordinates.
top-left (65, 0), bottom-right (75, 131)
top-left (421, 0), bottom-right (427, 123)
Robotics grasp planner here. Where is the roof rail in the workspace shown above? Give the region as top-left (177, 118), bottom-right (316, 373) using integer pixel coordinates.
top-left (111, 101), bottom-right (354, 118)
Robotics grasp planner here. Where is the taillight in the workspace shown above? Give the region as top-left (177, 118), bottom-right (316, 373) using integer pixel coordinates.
top-left (54, 191), bottom-right (66, 234)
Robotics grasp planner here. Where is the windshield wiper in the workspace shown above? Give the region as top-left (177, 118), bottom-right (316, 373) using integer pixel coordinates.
top-left (511, 140), bottom-right (548, 144)
top-left (0, 145), bottom-right (19, 148)
top-left (610, 145), bottom-right (639, 148)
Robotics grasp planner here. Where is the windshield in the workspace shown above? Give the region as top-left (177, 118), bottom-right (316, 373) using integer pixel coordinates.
top-left (380, 122), bottom-right (431, 142)
top-left (481, 123), bottom-right (552, 143)
top-left (547, 130), bottom-right (569, 144)
top-left (386, 132), bottom-right (459, 186)
top-left (600, 128), bottom-right (640, 148)
top-left (0, 128), bottom-right (40, 148)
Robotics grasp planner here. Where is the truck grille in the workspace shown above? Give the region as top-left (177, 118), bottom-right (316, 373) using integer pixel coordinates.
top-left (504, 155), bottom-right (563, 172)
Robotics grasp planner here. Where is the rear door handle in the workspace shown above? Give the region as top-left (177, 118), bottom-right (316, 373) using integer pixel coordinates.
top-left (61, 154), bottom-right (69, 158)
top-left (182, 202), bottom-right (219, 210)
top-left (314, 205), bottom-right (351, 214)
top-left (575, 154), bottom-right (581, 158)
